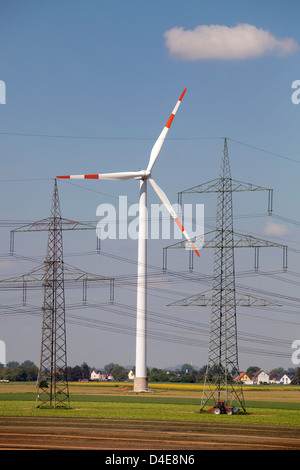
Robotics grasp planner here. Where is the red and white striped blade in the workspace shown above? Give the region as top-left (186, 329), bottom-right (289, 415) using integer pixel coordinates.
top-left (57, 171), bottom-right (145, 180)
top-left (146, 88), bottom-right (187, 174)
top-left (148, 178), bottom-right (200, 257)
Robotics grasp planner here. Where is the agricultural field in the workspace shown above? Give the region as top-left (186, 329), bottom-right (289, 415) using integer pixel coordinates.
top-left (0, 381), bottom-right (300, 450)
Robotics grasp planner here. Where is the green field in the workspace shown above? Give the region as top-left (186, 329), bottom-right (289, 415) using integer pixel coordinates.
top-left (1, 382), bottom-right (300, 427)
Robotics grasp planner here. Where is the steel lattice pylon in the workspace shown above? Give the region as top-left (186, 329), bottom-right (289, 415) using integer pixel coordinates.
top-left (6, 179), bottom-right (114, 408)
top-left (200, 139), bottom-right (245, 411)
top-left (36, 180), bottom-right (69, 408)
top-left (163, 138), bottom-right (288, 413)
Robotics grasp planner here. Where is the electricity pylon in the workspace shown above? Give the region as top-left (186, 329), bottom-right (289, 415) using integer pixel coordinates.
top-left (9, 179), bottom-right (113, 408)
top-left (163, 139), bottom-right (288, 412)
top-left (38, 179), bottom-right (69, 408)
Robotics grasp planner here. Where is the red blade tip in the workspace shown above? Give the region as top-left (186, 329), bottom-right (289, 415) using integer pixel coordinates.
top-left (179, 88), bottom-right (187, 101)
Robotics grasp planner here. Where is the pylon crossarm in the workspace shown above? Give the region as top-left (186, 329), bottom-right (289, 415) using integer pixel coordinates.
top-left (169, 289), bottom-right (282, 307)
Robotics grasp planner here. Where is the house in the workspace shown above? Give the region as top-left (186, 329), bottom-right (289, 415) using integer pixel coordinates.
top-left (128, 370), bottom-right (135, 380)
top-left (251, 370), bottom-right (269, 384)
top-left (269, 373), bottom-right (280, 383)
top-left (269, 373), bottom-right (292, 385)
top-left (279, 374), bottom-right (291, 385)
top-left (233, 372), bottom-right (252, 384)
top-left (90, 370), bottom-right (107, 381)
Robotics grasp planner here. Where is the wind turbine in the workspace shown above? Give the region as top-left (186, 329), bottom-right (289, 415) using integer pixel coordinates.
top-left (57, 88), bottom-right (200, 391)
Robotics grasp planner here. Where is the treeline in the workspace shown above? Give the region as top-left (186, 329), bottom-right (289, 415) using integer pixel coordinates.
top-left (149, 364), bottom-right (206, 383)
top-left (0, 361), bottom-right (38, 382)
top-left (0, 361), bottom-right (92, 382)
top-left (0, 361), bottom-right (205, 382)
top-left (1, 360), bottom-right (300, 384)
top-left (103, 362), bottom-right (207, 382)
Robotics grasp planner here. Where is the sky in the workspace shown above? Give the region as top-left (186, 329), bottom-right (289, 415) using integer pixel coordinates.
top-left (0, 0), bottom-right (300, 373)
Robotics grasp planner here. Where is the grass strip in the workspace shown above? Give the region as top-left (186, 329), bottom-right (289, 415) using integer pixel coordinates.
top-left (1, 392), bottom-right (300, 410)
top-left (0, 400), bottom-right (300, 427)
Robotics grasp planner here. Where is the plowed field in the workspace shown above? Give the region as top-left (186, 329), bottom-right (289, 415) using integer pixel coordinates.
top-left (1, 415), bottom-right (300, 450)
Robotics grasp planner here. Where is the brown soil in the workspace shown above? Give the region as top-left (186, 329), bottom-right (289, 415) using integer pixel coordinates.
top-left (0, 416), bottom-right (299, 450)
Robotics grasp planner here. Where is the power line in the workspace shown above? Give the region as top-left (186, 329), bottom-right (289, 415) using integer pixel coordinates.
top-left (0, 131), bottom-right (299, 163)
top-left (0, 300), bottom-right (292, 359)
top-left (228, 138), bottom-right (300, 164)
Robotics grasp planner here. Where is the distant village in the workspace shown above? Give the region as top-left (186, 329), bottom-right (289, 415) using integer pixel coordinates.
top-left (89, 364), bottom-right (299, 385)
top-left (1, 361), bottom-right (299, 384)
top-left (233, 370), bottom-right (294, 385)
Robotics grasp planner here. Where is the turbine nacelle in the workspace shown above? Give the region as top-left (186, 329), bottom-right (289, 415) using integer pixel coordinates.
top-left (133, 169), bottom-right (150, 180)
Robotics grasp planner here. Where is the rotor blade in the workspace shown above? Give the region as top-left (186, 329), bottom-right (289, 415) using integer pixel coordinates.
top-left (57, 171), bottom-right (145, 180)
top-left (146, 88), bottom-right (187, 174)
top-left (148, 178), bottom-right (200, 257)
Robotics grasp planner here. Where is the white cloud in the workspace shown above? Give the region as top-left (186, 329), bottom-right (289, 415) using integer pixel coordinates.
top-left (262, 220), bottom-right (290, 237)
top-left (164, 23), bottom-right (298, 60)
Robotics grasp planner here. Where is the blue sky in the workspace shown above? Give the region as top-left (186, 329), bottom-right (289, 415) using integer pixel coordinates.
top-left (0, 0), bottom-right (300, 372)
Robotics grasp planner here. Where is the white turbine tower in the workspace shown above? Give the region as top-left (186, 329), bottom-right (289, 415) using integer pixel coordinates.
top-left (57, 89), bottom-right (200, 391)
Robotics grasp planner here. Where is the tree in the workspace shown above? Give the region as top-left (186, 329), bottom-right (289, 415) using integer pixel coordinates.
top-left (246, 366), bottom-right (260, 377)
top-left (69, 365), bottom-right (82, 381)
top-left (181, 363), bottom-right (194, 374)
top-left (148, 368), bottom-right (159, 382)
top-left (291, 368), bottom-right (300, 385)
top-left (15, 367), bottom-right (27, 382)
top-left (81, 362), bottom-right (90, 380)
top-left (111, 365), bottom-right (128, 381)
top-left (270, 367), bottom-right (284, 375)
top-left (6, 361), bottom-right (19, 368)
top-left (25, 365), bottom-right (38, 381)
top-left (104, 363), bottom-right (118, 374)
top-left (21, 360), bottom-right (35, 368)
top-left (181, 373), bottom-right (195, 383)
top-left (156, 370), bottom-right (170, 382)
